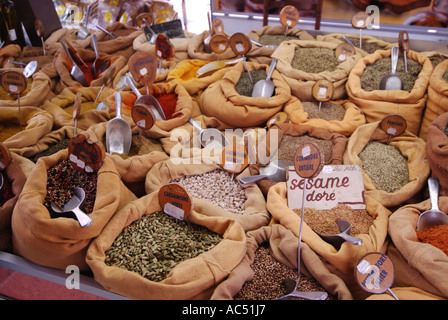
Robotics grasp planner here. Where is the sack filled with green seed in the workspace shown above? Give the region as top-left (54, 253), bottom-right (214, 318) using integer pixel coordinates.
top-left (426, 112), bottom-right (448, 196)
top-left (86, 191), bottom-right (247, 300)
top-left (343, 121), bottom-right (429, 208)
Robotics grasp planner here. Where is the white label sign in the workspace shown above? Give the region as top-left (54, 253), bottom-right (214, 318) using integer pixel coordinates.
top-left (287, 165), bottom-right (366, 210)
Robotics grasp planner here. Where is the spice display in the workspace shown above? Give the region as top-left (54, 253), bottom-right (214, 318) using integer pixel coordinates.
top-left (233, 244), bottom-right (332, 300)
top-left (360, 57), bottom-right (422, 92)
top-left (156, 93), bottom-right (177, 120)
top-left (416, 224), bottom-right (448, 256)
top-left (0, 174), bottom-right (14, 206)
top-left (0, 78), bottom-right (32, 101)
top-left (277, 134), bottom-right (334, 165)
top-left (33, 138), bottom-right (70, 162)
top-left (347, 37), bottom-right (382, 54)
top-left (258, 34), bottom-right (299, 46)
top-left (358, 141), bottom-right (409, 193)
top-left (291, 48), bottom-right (341, 73)
top-left (302, 101), bottom-right (346, 121)
top-left (105, 211), bottom-right (222, 282)
top-left (45, 159), bottom-right (98, 215)
top-left (172, 169), bottom-right (247, 214)
top-left (235, 69), bottom-right (267, 97)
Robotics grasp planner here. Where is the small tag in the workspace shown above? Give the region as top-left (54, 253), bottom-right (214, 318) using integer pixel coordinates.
top-left (279, 5), bottom-right (299, 28)
top-left (164, 202), bottom-right (185, 220)
top-left (357, 259), bottom-right (371, 274)
top-left (1, 71), bottom-right (27, 95)
top-left (158, 183), bottom-right (193, 220)
top-left (302, 146), bottom-right (311, 158)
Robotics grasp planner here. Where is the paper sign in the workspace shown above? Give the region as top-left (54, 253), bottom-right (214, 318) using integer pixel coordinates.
top-left (158, 183), bottom-right (193, 220)
top-left (68, 132), bottom-right (105, 173)
top-left (287, 165), bottom-right (366, 210)
top-left (355, 252), bottom-right (395, 294)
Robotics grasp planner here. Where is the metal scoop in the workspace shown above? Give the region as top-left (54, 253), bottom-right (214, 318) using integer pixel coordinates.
top-left (238, 160), bottom-right (292, 185)
top-left (91, 34), bottom-right (109, 79)
top-left (8, 60), bottom-right (38, 78)
top-left (380, 47), bottom-right (403, 90)
top-left (249, 38), bottom-right (278, 50)
top-left (417, 177), bottom-right (448, 231)
top-left (252, 58), bottom-right (277, 98)
top-left (315, 219), bottom-right (363, 250)
top-left (188, 118), bottom-right (229, 150)
top-left (61, 41), bottom-right (89, 87)
top-left (0, 172), bottom-right (4, 191)
top-left (50, 187), bottom-right (93, 228)
top-left (77, 5), bottom-right (91, 40)
top-left (96, 25), bottom-right (118, 39)
top-left (106, 92), bottom-right (132, 155)
top-left (196, 57), bottom-right (245, 78)
top-left (276, 278), bottom-right (328, 300)
top-left (126, 76), bottom-right (166, 121)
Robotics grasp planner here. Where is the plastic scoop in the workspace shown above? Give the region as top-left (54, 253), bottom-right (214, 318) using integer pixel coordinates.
top-left (252, 58), bottom-right (277, 98)
top-left (276, 278), bottom-right (328, 300)
top-left (315, 219), bottom-right (363, 249)
top-left (106, 92), bottom-right (132, 155)
top-left (188, 118), bottom-right (229, 150)
top-left (417, 177), bottom-right (448, 231)
top-left (380, 47), bottom-right (403, 90)
top-left (249, 38), bottom-right (278, 50)
top-left (91, 34), bottom-right (108, 79)
top-left (61, 41), bottom-right (89, 87)
top-left (238, 160), bottom-right (292, 185)
top-left (196, 57), bottom-right (245, 77)
top-left (50, 187), bottom-right (93, 228)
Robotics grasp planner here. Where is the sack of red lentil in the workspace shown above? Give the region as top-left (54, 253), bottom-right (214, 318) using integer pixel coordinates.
top-left (11, 148), bottom-right (138, 271)
top-left (0, 44), bottom-right (21, 67)
top-left (266, 182), bottom-right (392, 299)
top-left (386, 196), bottom-right (448, 298)
top-left (346, 48), bottom-right (433, 135)
top-left (145, 158), bottom-right (271, 232)
top-left (199, 61), bottom-right (291, 128)
top-left (0, 68), bottom-right (52, 108)
top-left (365, 287), bottom-right (445, 300)
top-left (211, 224), bottom-right (353, 300)
top-left (343, 121), bottom-right (430, 208)
top-left (283, 97), bottom-right (366, 137)
top-left (316, 33), bottom-right (395, 57)
top-left (271, 40), bottom-right (362, 101)
top-left (187, 31), bottom-right (237, 61)
top-left (419, 60), bottom-right (448, 141)
top-left (426, 112), bottom-right (448, 196)
top-left (86, 191), bottom-right (247, 300)
top-left (247, 26), bottom-right (315, 65)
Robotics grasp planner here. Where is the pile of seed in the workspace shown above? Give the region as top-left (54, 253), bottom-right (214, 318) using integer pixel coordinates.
top-left (258, 34), bottom-right (299, 46)
top-left (235, 69), bottom-right (268, 97)
top-left (233, 244), bottom-right (332, 300)
top-left (34, 138), bottom-right (70, 162)
top-left (291, 47), bottom-right (341, 73)
top-left (359, 141), bottom-right (409, 193)
top-left (277, 134), bottom-right (334, 165)
top-left (294, 204), bottom-right (375, 235)
top-left (302, 101), bottom-right (346, 121)
top-left (347, 37), bottom-right (383, 54)
top-left (172, 169), bottom-right (247, 215)
top-left (360, 57), bottom-right (422, 92)
top-left (105, 211), bottom-right (222, 282)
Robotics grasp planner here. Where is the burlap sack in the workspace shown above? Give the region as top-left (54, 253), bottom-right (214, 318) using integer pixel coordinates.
top-left (0, 154), bottom-right (27, 252)
top-left (247, 26), bottom-right (315, 64)
top-left (284, 98), bottom-right (366, 137)
top-left (145, 158), bottom-right (271, 232)
top-left (426, 112), bottom-right (448, 196)
top-left (387, 197), bottom-right (448, 298)
top-left (199, 61), bottom-right (291, 128)
top-left (0, 68), bottom-right (52, 108)
top-left (44, 28), bottom-right (81, 56)
top-left (346, 49), bottom-right (433, 135)
top-left (211, 224), bottom-right (353, 300)
top-left (419, 60), bottom-right (448, 141)
top-left (29, 126), bottom-right (75, 161)
top-left (343, 121), bottom-right (430, 208)
top-left (11, 148), bottom-right (137, 271)
top-left (365, 287), bottom-right (446, 300)
top-left (0, 44), bottom-right (21, 67)
top-left (266, 182), bottom-right (391, 299)
top-left (271, 40), bottom-right (362, 101)
top-left (187, 31), bottom-right (237, 61)
top-left (112, 60), bottom-right (176, 86)
top-left (86, 191), bottom-right (247, 300)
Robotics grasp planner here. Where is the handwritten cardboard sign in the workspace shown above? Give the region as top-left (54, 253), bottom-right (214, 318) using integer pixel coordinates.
top-left (287, 165), bottom-right (366, 210)
top-left (158, 183), bottom-right (193, 220)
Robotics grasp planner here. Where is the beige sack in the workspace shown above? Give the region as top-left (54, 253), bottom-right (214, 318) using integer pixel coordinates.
top-left (365, 287), bottom-right (446, 300)
top-left (426, 112), bottom-right (448, 196)
top-left (187, 31), bottom-right (237, 61)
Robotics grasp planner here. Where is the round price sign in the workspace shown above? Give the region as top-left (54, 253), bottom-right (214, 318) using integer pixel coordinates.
top-left (210, 34), bottom-right (229, 54)
top-left (351, 12), bottom-right (369, 29)
top-left (280, 5), bottom-right (300, 28)
top-left (68, 132), bottom-right (105, 173)
top-left (293, 142), bottom-right (324, 179)
top-left (380, 114), bottom-right (407, 137)
top-left (158, 183), bottom-right (193, 220)
top-left (1, 71), bottom-right (27, 95)
top-left (355, 252), bottom-right (395, 295)
top-left (229, 33), bottom-right (251, 56)
top-left (312, 80), bottom-right (334, 102)
top-left (132, 103), bottom-right (156, 130)
top-left (335, 43), bottom-right (356, 61)
top-left (128, 52), bottom-right (158, 86)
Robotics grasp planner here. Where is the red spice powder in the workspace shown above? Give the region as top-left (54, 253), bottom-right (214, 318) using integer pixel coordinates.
top-left (416, 224), bottom-right (448, 256)
top-left (156, 93), bottom-right (178, 120)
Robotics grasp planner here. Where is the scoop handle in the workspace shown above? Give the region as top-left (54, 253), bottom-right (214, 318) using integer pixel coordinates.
top-left (277, 291), bottom-right (328, 300)
top-left (188, 117), bottom-right (203, 132)
top-left (92, 34), bottom-right (100, 58)
top-left (266, 58), bottom-right (277, 80)
top-left (72, 207), bottom-right (93, 228)
top-left (428, 177), bottom-right (440, 211)
top-left (239, 174), bottom-right (268, 185)
top-left (391, 47), bottom-right (399, 74)
top-left (126, 76), bottom-right (142, 98)
top-left (338, 233), bottom-right (363, 246)
top-left (115, 92), bottom-right (122, 118)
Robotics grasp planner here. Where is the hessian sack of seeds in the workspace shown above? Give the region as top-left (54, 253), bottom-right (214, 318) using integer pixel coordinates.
top-left (187, 31), bottom-right (237, 61)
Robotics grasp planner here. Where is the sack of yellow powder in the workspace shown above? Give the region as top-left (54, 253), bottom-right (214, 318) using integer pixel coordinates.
top-left (12, 147), bottom-right (137, 272)
top-left (343, 121), bottom-right (429, 208)
top-left (211, 224), bottom-right (353, 300)
top-left (419, 60), bottom-right (448, 141)
top-left (86, 191), bottom-right (247, 300)
top-left (187, 31), bottom-right (237, 61)
top-left (346, 48), bottom-right (433, 135)
top-left (387, 196), bottom-right (448, 299)
top-left (271, 40), bottom-right (362, 101)
top-left (199, 61), bottom-right (291, 128)
top-left (266, 182), bottom-right (392, 299)
top-left (426, 112), bottom-right (448, 196)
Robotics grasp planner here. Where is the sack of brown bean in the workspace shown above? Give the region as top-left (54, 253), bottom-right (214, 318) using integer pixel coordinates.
top-left (11, 147), bottom-right (138, 271)
top-left (346, 48), bottom-right (433, 135)
top-left (211, 224), bottom-right (353, 300)
top-left (246, 26), bottom-right (315, 65)
top-left (283, 98), bottom-right (366, 137)
top-left (419, 60), bottom-right (448, 141)
top-left (266, 182), bottom-right (392, 299)
top-left (187, 31), bottom-right (237, 61)
top-left (271, 40), bottom-right (362, 101)
top-left (199, 61), bottom-right (291, 128)
top-left (145, 158), bottom-right (270, 231)
top-left (386, 196), bottom-right (448, 298)
top-left (343, 121), bottom-right (430, 208)
top-left (426, 112), bottom-right (448, 196)
top-left (86, 191), bottom-right (247, 300)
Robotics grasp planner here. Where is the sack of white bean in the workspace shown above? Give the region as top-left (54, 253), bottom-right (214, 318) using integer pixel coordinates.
top-left (86, 191), bottom-right (247, 300)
